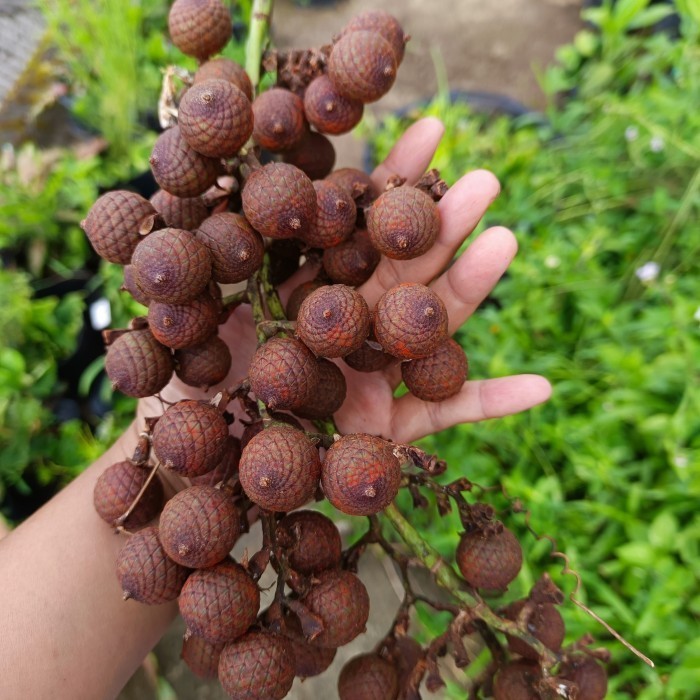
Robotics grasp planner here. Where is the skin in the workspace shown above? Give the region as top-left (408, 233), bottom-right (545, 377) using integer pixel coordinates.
top-left (0, 118), bottom-right (551, 699)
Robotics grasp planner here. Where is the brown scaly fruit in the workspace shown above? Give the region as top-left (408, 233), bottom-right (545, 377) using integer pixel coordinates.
top-left (238, 426), bottom-right (321, 512)
top-left (276, 510), bottom-right (342, 575)
top-left (283, 130), bottom-right (336, 180)
top-left (367, 186), bottom-right (440, 260)
top-left (131, 227), bottom-right (212, 304)
top-left (150, 190), bottom-right (209, 231)
top-left (326, 168), bottom-right (379, 209)
top-left (302, 569), bottom-right (370, 648)
top-left (343, 339), bottom-right (395, 373)
top-left (342, 11), bottom-right (408, 64)
top-left (121, 265), bottom-right (150, 306)
top-left (151, 399), bottom-right (229, 477)
top-left (322, 433), bottom-right (402, 516)
top-left (160, 485), bottom-right (241, 568)
top-left (338, 653), bottom-right (399, 700)
top-left (194, 57), bottom-right (253, 101)
top-left (175, 334), bottom-right (232, 389)
top-left (285, 279), bottom-right (326, 321)
top-left (116, 526), bottom-right (190, 605)
top-left (304, 75), bottom-right (364, 136)
top-left (328, 31), bottom-right (397, 103)
top-left (149, 126), bottom-right (221, 198)
top-left (240, 412), bottom-right (302, 451)
top-left (284, 613), bottom-right (337, 679)
top-left (105, 329), bottom-right (173, 398)
top-left (559, 655), bottom-right (608, 700)
top-left (181, 635), bottom-right (226, 679)
top-left (401, 337), bottom-right (468, 402)
top-left (168, 0), bottom-right (232, 61)
top-left (178, 79), bottom-right (253, 158)
top-left (504, 599), bottom-right (566, 660)
top-left (179, 560), bottom-right (259, 644)
top-left (93, 461), bottom-right (164, 528)
top-left (147, 293), bottom-right (219, 350)
top-left (248, 337), bottom-right (320, 411)
top-left (242, 162), bottom-right (317, 239)
top-left (190, 435), bottom-right (241, 487)
top-left (493, 661), bottom-right (543, 700)
top-left (296, 284), bottom-right (371, 358)
top-left (196, 212), bottom-right (264, 284)
top-left (323, 229), bottom-right (380, 287)
top-left (294, 358), bottom-right (347, 419)
top-left (304, 180), bottom-right (357, 249)
top-left (252, 88), bottom-right (306, 152)
top-left (373, 283), bottom-right (448, 360)
top-left (218, 631), bottom-right (295, 700)
top-left (81, 191), bottom-right (159, 265)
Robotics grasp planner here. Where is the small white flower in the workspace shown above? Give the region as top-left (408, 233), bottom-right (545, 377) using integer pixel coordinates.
top-left (544, 255), bottom-right (561, 269)
top-left (650, 135), bottom-right (665, 153)
top-left (694, 306), bottom-right (700, 322)
top-left (674, 454), bottom-right (688, 469)
top-left (635, 261), bottom-right (660, 283)
top-left (625, 126), bottom-right (639, 142)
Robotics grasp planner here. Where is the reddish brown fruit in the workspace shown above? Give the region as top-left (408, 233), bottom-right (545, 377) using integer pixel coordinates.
top-left (179, 560), bottom-right (259, 644)
top-left (373, 283), bottom-right (448, 360)
top-left (150, 190), bottom-right (209, 231)
top-left (343, 339), bottom-right (395, 373)
top-left (181, 635), bottom-right (225, 679)
top-left (456, 525), bottom-right (523, 591)
top-left (276, 510), bottom-right (342, 575)
top-left (294, 358), bottom-right (347, 419)
top-left (560, 655), bottom-right (608, 700)
top-left (150, 126), bottom-right (221, 198)
top-left (131, 227), bottom-right (211, 304)
top-left (105, 329), bottom-right (173, 398)
top-left (242, 163), bottom-right (317, 239)
top-left (286, 280), bottom-right (326, 321)
top-left (401, 338), bottom-right (468, 402)
top-left (93, 461), bottom-right (164, 528)
top-left (323, 229), bottom-right (380, 286)
top-left (148, 293), bottom-right (219, 350)
top-left (190, 436), bottom-right (241, 486)
top-left (296, 284), bottom-right (371, 358)
top-left (304, 75), bottom-right (364, 135)
top-left (327, 168), bottom-right (379, 209)
top-left (283, 130), bottom-right (336, 180)
top-left (82, 191), bottom-right (158, 265)
top-left (179, 79), bottom-right (253, 158)
top-left (302, 569), bottom-right (370, 648)
top-left (239, 426), bottom-right (321, 512)
top-left (248, 337), bottom-right (320, 411)
top-left (338, 653), bottom-right (399, 700)
top-left (493, 661), bottom-right (542, 700)
top-left (168, 0), bottom-right (232, 61)
top-left (194, 57), bottom-right (253, 101)
top-left (160, 485), bottom-right (240, 568)
top-left (367, 186), bottom-right (440, 260)
top-left (240, 413), bottom-right (302, 450)
top-left (219, 631), bottom-right (295, 700)
top-left (175, 334), bottom-right (232, 389)
top-left (122, 265), bottom-right (150, 306)
top-left (329, 31), bottom-right (397, 103)
top-left (196, 212), bottom-right (264, 283)
top-left (342, 11), bottom-right (408, 64)
top-left (152, 399), bottom-right (229, 477)
top-left (290, 635), bottom-right (337, 679)
top-left (304, 180), bottom-right (357, 249)
top-left (505, 600), bottom-right (566, 660)
top-left (322, 433), bottom-right (401, 516)
top-left (252, 88), bottom-right (306, 152)
top-left (116, 526), bottom-right (190, 605)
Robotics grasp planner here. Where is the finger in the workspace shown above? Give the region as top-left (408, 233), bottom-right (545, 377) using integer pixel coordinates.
top-left (360, 169), bottom-right (501, 308)
top-left (389, 375), bottom-right (552, 444)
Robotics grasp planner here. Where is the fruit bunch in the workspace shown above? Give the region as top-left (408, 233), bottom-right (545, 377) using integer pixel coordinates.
top-left (83, 1), bottom-right (612, 698)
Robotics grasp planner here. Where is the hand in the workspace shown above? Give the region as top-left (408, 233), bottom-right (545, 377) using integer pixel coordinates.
top-left (138, 117), bottom-right (551, 447)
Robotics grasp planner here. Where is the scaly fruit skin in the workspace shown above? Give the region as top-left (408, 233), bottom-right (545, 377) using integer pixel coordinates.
top-left (493, 661), bottom-right (542, 700)
top-left (343, 339), bottom-right (395, 373)
top-left (82, 191), bottom-right (158, 264)
top-left (242, 162), bottom-right (317, 239)
top-left (302, 569), bottom-right (370, 648)
top-left (456, 525), bottom-right (523, 591)
top-left (218, 631), bottom-right (295, 700)
top-left (238, 426), bottom-right (321, 512)
top-left (373, 283), bottom-right (449, 360)
top-left (179, 560), bottom-right (260, 644)
top-left (560, 655), bottom-right (608, 700)
top-left (248, 337), bottom-right (320, 411)
top-left (276, 510), bottom-right (342, 575)
top-left (304, 180), bottom-right (357, 249)
top-left (401, 337), bottom-right (468, 402)
top-left (367, 186), bottom-right (440, 260)
top-left (252, 88), bottom-right (306, 152)
top-left (290, 634), bottom-right (337, 679)
top-left (116, 526), bottom-right (190, 605)
top-left (131, 227), bottom-right (212, 304)
top-left (196, 212), bottom-right (264, 284)
top-left (505, 599), bottom-right (566, 660)
top-left (181, 635), bottom-right (226, 679)
top-left (240, 412), bottom-right (302, 450)
top-left (323, 230), bottom-right (380, 287)
top-left (160, 485), bottom-right (241, 568)
top-left (304, 74), bottom-right (364, 135)
top-left (342, 11), bottom-right (408, 64)
top-left (283, 130), bottom-right (336, 180)
top-left (122, 265), bottom-right (151, 306)
top-left (175, 334), bottom-right (232, 389)
top-left (194, 57), bottom-right (253, 101)
top-left (150, 190), bottom-right (209, 231)
top-left (168, 0), bottom-right (232, 61)
top-left (190, 435), bottom-right (241, 487)
top-left (294, 358), bottom-right (347, 419)
top-left (286, 279), bottom-right (326, 321)
top-left (338, 653), bottom-right (400, 700)
top-left (152, 400), bottom-right (229, 477)
top-left (105, 329), bottom-right (174, 398)
top-left (321, 433), bottom-right (401, 516)
top-left (327, 168), bottom-right (379, 209)
top-left (178, 79), bottom-right (253, 158)
top-left (296, 284), bottom-right (371, 358)
top-left (329, 31), bottom-right (397, 103)
top-left (93, 460), bottom-right (164, 528)
top-left (148, 293), bottom-right (219, 350)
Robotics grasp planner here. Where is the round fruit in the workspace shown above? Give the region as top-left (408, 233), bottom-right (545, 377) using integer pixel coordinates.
top-left (321, 433), bottom-right (401, 516)
top-left (181, 635), bottom-right (225, 679)
top-left (505, 600), bottom-right (566, 660)
top-left (342, 11), bottom-right (408, 64)
top-left (151, 399), bottom-right (229, 477)
top-left (240, 412), bottom-right (302, 450)
top-left (560, 655), bottom-right (608, 700)
top-left (289, 632), bottom-right (337, 679)
top-left (323, 229), bottom-right (380, 286)
top-left (276, 510), bottom-right (342, 575)
top-left (401, 338), bottom-right (468, 402)
top-left (179, 560), bottom-right (259, 644)
top-left (343, 337), bottom-right (395, 373)
top-left (194, 57), bottom-right (253, 101)
top-left (168, 0), bottom-right (232, 61)
top-left (105, 329), bottom-right (174, 398)
top-left (283, 130), bottom-right (336, 180)
top-left (148, 293), bottom-right (219, 350)
top-left (456, 525), bottom-right (523, 591)
top-left (190, 435), bottom-right (241, 487)
top-left (286, 279), bottom-right (326, 321)
top-left (150, 190), bottom-right (209, 231)
top-left (327, 168), bottom-right (379, 209)
top-left (338, 653), bottom-right (399, 700)
top-left (493, 661), bottom-right (542, 700)
top-left (304, 75), bottom-right (364, 135)
top-left (122, 265), bottom-right (150, 306)
top-left (252, 88), bottom-right (306, 152)
top-left (175, 334), bottom-right (232, 389)
top-left (294, 358), bottom-right (347, 419)
top-left (304, 180), bottom-right (357, 249)
top-left (238, 426), bottom-right (321, 512)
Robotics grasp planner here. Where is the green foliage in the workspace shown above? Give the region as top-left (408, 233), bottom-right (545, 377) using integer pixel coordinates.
top-left (371, 4), bottom-right (699, 698)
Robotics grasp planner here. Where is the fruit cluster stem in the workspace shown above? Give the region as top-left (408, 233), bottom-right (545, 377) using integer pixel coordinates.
top-left (260, 252), bottom-right (287, 321)
top-left (245, 0), bottom-right (275, 93)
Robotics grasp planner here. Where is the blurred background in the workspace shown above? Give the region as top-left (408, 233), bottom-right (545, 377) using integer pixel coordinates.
top-left (0, 1), bottom-right (698, 698)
